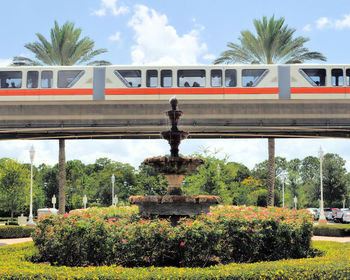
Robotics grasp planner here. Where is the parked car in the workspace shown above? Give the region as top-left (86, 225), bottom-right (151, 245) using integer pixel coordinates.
top-left (334, 208), bottom-right (349, 223)
top-left (331, 208), bottom-right (340, 222)
top-left (306, 208), bottom-right (319, 220)
top-left (341, 210), bottom-right (350, 223)
top-left (323, 208), bottom-right (332, 220)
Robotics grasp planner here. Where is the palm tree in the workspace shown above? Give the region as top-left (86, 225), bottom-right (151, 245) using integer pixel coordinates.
top-left (214, 15), bottom-right (326, 206)
top-left (12, 21), bottom-right (111, 214)
top-left (214, 16), bottom-right (326, 65)
top-left (12, 21), bottom-right (110, 66)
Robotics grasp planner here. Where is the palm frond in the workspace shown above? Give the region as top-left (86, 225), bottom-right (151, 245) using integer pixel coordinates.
top-left (214, 15), bottom-right (326, 65)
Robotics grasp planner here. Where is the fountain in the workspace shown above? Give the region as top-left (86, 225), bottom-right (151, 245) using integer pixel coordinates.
top-left (129, 97), bottom-right (220, 218)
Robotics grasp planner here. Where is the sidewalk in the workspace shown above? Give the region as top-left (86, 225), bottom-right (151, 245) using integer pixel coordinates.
top-left (312, 235), bottom-right (350, 243)
top-left (0, 237), bottom-right (32, 247)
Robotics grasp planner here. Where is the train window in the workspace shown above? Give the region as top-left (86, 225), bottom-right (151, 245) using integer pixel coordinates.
top-left (177, 69), bottom-right (205, 87)
top-left (58, 70), bottom-right (85, 88)
top-left (211, 70), bottom-right (222, 87)
top-left (332, 69), bottom-right (343, 86)
top-left (114, 70), bottom-right (141, 88)
top-left (161, 70), bottom-right (172, 87)
top-left (0, 71), bottom-right (22, 88)
top-left (27, 71), bottom-right (38, 88)
top-left (146, 70), bottom-right (158, 87)
top-left (299, 68), bottom-right (326, 86)
top-left (41, 71), bottom-right (53, 88)
top-left (346, 69), bottom-right (350, 86)
top-left (225, 69), bottom-right (237, 87)
top-left (242, 69), bottom-right (268, 87)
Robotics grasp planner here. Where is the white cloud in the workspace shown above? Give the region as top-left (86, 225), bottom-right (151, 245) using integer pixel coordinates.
top-left (108, 31), bottom-right (121, 41)
top-left (92, 0), bottom-right (129, 17)
top-left (128, 5), bottom-right (208, 65)
top-left (315, 14), bottom-right (350, 30)
top-left (316, 17), bottom-right (332, 29)
top-left (335, 14), bottom-right (350, 29)
top-left (302, 24), bottom-right (312, 32)
top-left (0, 58), bottom-right (11, 66)
top-left (203, 54), bottom-right (216, 61)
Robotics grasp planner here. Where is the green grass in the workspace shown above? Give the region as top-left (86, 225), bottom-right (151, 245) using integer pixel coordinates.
top-left (0, 241), bottom-right (348, 279)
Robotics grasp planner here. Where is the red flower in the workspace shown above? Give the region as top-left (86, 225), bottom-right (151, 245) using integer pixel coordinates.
top-left (159, 228), bottom-right (163, 232)
top-left (63, 213), bottom-right (69, 217)
top-left (180, 242), bottom-right (185, 246)
top-left (122, 239), bottom-right (127, 243)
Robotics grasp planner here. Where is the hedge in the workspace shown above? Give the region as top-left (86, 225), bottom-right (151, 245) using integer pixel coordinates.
top-left (314, 224), bottom-right (350, 237)
top-left (0, 226), bottom-right (35, 238)
top-left (31, 206), bottom-right (314, 267)
top-left (0, 241), bottom-right (348, 279)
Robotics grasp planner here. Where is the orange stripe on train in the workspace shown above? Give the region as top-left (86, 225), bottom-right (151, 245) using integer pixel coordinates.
top-left (0, 89), bottom-right (93, 96)
top-left (291, 87), bottom-right (349, 94)
top-left (105, 87), bottom-right (279, 95)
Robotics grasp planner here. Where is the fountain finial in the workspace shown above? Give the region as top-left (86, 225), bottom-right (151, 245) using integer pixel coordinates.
top-left (170, 96), bottom-right (178, 110)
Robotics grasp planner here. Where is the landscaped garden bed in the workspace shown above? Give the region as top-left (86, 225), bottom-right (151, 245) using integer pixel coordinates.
top-left (0, 241), bottom-right (349, 279)
top-left (32, 206), bottom-right (314, 267)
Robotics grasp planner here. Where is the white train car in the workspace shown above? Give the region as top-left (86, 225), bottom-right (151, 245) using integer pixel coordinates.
top-left (0, 66), bottom-right (93, 101)
top-left (1, 64), bottom-right (350, 101)
top-left (290, 64), bottom-right (350, 99)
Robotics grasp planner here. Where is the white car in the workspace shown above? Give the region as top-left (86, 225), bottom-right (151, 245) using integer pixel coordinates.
top-left (341, 210), bottom-right (350, 223)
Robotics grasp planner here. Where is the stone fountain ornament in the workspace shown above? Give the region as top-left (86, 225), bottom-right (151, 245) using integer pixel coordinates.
top-left (129, 97), bottom-right (220, 217)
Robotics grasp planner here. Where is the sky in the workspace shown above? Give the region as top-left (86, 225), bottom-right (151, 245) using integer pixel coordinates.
top-left (1, 0), bottom-right (350, 170)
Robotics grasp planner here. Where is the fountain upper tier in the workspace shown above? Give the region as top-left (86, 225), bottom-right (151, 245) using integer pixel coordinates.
top-left (160, 97), bottom-right (189, 158)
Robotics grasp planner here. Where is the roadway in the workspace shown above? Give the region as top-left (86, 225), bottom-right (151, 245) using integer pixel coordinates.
top-left (1, 99), bottom-right (350, 140)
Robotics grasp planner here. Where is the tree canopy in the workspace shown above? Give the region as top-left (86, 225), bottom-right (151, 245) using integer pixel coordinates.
top-left (214, 15), bottom-right (326, 64)
top-left (12, 21), bottom-right (110, 66)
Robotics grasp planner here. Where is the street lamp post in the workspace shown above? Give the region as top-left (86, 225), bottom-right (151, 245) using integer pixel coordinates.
top-left (318, 147), bottom-right (327, 225)
top-left (294, 196), bottom-right (298, 210)
top-left (27, 145), bottom-right (36, 226)
top-left (280, 172), bottom-right (286, 207)
top-left (111, 174), bottom-right (115, 206)
top-left (52, 194), bottom-right (56, 209)
top-left (83, 195), bottom-right (87, 209)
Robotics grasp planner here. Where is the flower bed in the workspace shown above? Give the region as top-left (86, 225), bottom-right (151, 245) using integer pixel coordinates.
top-left (0, 241), bottom-right (349, 279)
top-left (32, 206), bottom-right (314, 267)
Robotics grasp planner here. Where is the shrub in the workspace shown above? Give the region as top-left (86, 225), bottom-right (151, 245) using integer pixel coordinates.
top-left (0, 226), bottom-right (35, 238)
top-left (0, 241), bottom-right (349, 279)
top-left (314, 224), bottom-right (350, 237)
top-left (32, 206), bottom-right (314, 267)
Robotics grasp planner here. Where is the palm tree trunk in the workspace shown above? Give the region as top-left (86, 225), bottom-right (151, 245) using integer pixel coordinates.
top-left (58, 139), bottom-right (66, 214)
top-left (267, 138), bottom-right (275, 206)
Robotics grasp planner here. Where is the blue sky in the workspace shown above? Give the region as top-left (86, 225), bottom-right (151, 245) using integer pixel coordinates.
top-left (1, 0), bottom-right (350, 170)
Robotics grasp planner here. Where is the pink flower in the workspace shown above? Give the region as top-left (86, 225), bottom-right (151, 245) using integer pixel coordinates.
top-left (159, 228), bottom-right (163, 232)
top-left (63, 213), bottom-right (69, 217)
top-left (180, 242), bottom-right (185, 246)
top-left (168, 232), bottom-right (173, 235)
top-left (206, 212), bottom-right (212, 216)
top-left (122, 239), bottom-right (127, 243)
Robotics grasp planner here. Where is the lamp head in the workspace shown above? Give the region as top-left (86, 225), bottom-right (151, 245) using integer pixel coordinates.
top-left (29, 145), bottom-right (35, 163)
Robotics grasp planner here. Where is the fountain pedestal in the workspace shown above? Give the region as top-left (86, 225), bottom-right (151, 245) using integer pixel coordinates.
top-left (129, 97), bottom-right (220, 218)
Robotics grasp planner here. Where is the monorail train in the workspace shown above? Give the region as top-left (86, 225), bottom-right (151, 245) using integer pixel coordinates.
top-left (0, 64), bottom-right (349, 101)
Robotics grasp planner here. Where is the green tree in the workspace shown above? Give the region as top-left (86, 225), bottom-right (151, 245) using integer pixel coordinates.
top-left (0, 159), bottom-right (30, 220)
top-left (214, 15), bottom-right (326, 206)
top-left (214, 16), bottom-right (326, 64)
top-left (322, 153), bottom-right (348, 207)
top-left (12, 21), bottom-right (110, 66)
top-left (12, 21), bottom-right (111, 213)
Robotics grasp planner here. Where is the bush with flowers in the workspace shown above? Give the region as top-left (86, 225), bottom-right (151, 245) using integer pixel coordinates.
top-left (31, 205), bottom-right (314, 267)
